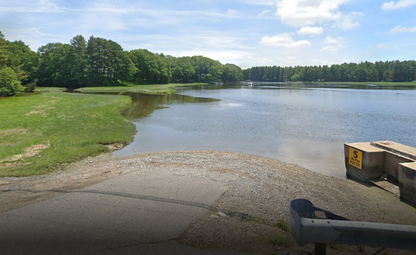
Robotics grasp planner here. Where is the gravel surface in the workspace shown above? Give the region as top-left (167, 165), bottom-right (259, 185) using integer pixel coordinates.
top-left (1, 150), bottom-right (416, 254)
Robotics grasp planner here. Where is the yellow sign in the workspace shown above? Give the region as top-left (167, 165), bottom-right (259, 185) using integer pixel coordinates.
top-left (349, 148), bottom-right (362, 169)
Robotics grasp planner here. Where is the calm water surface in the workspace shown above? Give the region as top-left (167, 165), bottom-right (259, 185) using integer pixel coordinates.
top-left (114, 83), bottom-right (416, 178)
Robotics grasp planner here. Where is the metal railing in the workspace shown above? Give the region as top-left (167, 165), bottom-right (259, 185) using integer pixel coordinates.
top-left (290, 199), bottom-right (416, 254)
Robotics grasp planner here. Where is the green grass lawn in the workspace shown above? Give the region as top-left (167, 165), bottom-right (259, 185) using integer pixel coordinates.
top-left (76, 83), bottom-right (208, 94)
top-left (0, 92), bottom-right (136, 177)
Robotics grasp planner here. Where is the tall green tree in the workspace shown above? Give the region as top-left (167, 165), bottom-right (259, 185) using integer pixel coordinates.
top-left (170, 57), bottom-right (196, 83)
top-left (0, 31), bottom-right (39, 93)
top-left (190, 56), bottom-right (223, 82)
top-left (37, 43), bottom-right (72, 87)
top-left (86, 36), bottom-right (133, 86)
top-left (221, 64), bottom-right (243, 83)
top-left (129, 49), bottom-right (170, 84)
top-left (69, 35), bottom-right (87, 86)
top-left (9, 41), bottom-right (39, 89)
top-left (0, 66), bottom-right (24, 96)
top-left (0, 33), bottom-right (10, 65)
top-left (243, 68), bottom-right (251, 81)
top-left (86, 36), bottom-right (109, 86)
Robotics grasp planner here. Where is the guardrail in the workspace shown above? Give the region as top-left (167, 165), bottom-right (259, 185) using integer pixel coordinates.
top-left (290, 199), bottom-right (416, 254)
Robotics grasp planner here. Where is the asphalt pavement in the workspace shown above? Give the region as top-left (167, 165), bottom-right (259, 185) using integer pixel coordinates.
top-left (0, 170), bottom-right (252, 255)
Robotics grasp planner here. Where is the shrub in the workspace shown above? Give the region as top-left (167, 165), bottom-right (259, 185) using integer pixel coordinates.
top-left (0, 67), bottom-right (24, 96)
top-left (24, 82), bottom-right (37, 92)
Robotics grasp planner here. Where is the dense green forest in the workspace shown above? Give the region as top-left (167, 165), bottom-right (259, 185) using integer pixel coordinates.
top-left (36, 35), bottom-right (244, 87)
top-left (38, 36), bottom-right (243, 87)
top-left (1, 30), bottom-right (416, 97)
top-left (0, 33), bottom-right (243, 96)
top-left (244, 61), bottom-right (416, 83)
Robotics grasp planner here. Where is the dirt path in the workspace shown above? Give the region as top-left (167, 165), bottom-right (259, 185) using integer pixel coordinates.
top-left (1, 151), bottom-right (416, 254)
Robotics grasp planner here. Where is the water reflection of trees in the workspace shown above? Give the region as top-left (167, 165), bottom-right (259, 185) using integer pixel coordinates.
top-left (120, 92), bottom-right (219, 120)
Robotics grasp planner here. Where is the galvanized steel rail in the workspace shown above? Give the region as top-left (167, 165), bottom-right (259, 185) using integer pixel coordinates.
top-left (290, 199), bottom-right (416, 254)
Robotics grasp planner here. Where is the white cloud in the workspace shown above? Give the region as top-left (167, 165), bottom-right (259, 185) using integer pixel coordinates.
top-left (227, 9), bottom-right (239, 16)
top-left (258, 9), bottom-right (270, 16)
top-left (333, 14), bottom-right (361, 29)
top-left (76, 3), bottom-right (244, 35)
top-left (4, 0), bottom-right (415, 68)
top-left (80, 5), bottom-right (130, 32)
top-left (390, 25), bottom-right (416, 33)
top-left (297, 26), bottom-right (324, 35)
top-left (320, 36), bottom-right (346, 52)
top-left (320, 46), bottom-right (338, 52)
top-left (276, 0), bottom-right (351, 27)
top-left (170, 49), bottom-right (253, 64)
top-left (382, 0), bottom-right (416, 10)
top-left (0, 0), bottom-right (63, 13)
top-left (323, 36), bottom-right (344, 44)
top-left (83, 6), bottom-right (230, 19)
top-left (376, 44), bottom-right (388, 49)
top-left (242, 0), bottom-right (276, 6)
top-left (260, 33), bottom-right (310, 48)
top-left (3, 27), bottom-right (70, 51)
top-left (134, 30), bottom-right (256, 63)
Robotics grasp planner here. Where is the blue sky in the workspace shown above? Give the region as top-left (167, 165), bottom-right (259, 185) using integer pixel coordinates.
top-left (1, 0), bottom-right (416, 68)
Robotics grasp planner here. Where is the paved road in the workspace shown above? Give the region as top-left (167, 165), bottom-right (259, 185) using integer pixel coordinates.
top-left (0, 170), bottom-right (251, 254)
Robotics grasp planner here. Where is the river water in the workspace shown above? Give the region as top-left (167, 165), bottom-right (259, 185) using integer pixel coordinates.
top-left (114, 83), bottom-right (416, 178)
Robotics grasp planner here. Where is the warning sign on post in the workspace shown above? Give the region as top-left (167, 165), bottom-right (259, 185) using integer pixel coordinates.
top-left (349, 148), bottom-right (362, 170)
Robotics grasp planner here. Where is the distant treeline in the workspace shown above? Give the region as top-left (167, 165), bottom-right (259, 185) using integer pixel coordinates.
top-left (244, 61), bottom-right (416, 82)
top-left (2, 29), bottom-right (416, 97)
top-left (37, 35), bottom-right (243, 87)
top-left (0, 32), bottom-right (243, 95)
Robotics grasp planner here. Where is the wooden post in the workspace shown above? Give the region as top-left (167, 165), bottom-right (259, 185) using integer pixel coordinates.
top-left (314, 243), bottom-right (326, 255)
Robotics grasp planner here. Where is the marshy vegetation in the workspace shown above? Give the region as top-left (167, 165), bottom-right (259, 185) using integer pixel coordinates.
top-left (0, 91), bottom-right (135, 176)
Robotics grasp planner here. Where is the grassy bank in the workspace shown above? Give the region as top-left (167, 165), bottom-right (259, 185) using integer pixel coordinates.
top-left (76, 83), bottom-right (208, 94)
top-left (0, 83), bottom-right (207, 177)
top-left (0, 92), bottom-right (136, 177)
